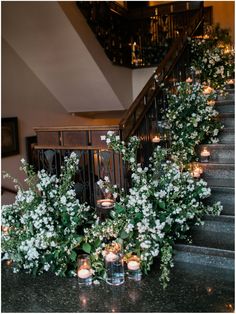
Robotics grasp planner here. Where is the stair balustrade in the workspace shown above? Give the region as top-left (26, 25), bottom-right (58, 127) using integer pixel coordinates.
top-left (77, 1), bottom-right (205, 68)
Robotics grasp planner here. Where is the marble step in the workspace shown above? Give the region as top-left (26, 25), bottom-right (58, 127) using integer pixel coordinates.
top-left (218, 128), bottom-right (235, 144)
top-left (206, 186), bottom-right (235, 216)
top-left (174, 244), bottom-right (234, 270)
top-left (220, 113), bottom-right (234, 128)
top-left (200, 163), bottom-right (234, 187)
top-left (191, 215), bottom-right (235, 251)
top-left (197, 144), bottom-right (234, 164)
top-left (215, 100), bottom-right (234, 113)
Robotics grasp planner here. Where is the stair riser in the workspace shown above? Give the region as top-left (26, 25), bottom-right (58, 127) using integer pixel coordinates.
top-left (217, 92), bottom-right (235, 101)
top-left (174, 251), bottom-right (234, 270)
top-left (218, 131), bottom-right (235, 144)
top-left (201, 165), bottom-right (234, 187)
top-left (215, 102), bottom-right (235, 113)
top-left (191, 223), bottom-right (235, 251)
top-left (221, 117), bottom-right (235, 128)
top-left (206, 188), bottom-right (235, 215)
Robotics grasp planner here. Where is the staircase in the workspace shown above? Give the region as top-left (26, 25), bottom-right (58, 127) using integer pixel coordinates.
top-left (174, 85), bottom-right (235, 271)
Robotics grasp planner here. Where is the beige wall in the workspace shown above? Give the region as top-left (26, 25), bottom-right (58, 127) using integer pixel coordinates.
top-left (204, 1), bottom-right (235, 41)
top-left (1, 39), bottom-right (122, 203)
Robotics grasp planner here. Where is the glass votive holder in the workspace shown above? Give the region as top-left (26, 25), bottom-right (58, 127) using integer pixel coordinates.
top-left (96, 198), bottom-right (115, 221)
top-left (104, 242), bottom-right (124, 286)
top-left (77, 254), bottom-right (92, 286)
top-left (127, 256), bottom-right (142, 281)
top-left (200, 147), bottom-right (210, 163)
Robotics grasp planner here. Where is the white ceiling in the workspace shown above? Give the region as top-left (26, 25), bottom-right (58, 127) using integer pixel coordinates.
top-left (2, 1), bottom-right (131, 112)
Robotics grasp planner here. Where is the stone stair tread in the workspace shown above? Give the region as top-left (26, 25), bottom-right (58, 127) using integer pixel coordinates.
top-left (198, 143), bottom-right (234, 148)
top-left (200, 162), bottom-right (234, 167)
top-left (174, 244), bottom-right (235, 258)
top-left (204, 214), bottom-right (235, 222)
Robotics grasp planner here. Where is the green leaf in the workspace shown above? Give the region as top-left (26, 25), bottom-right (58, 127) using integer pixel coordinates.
top-left (120, 230), bottom-right (129, 239)
top-left (159, 201), bottom-right (166, 210)
top-left (82, 243), bottom-right (91, 254)
top-left (94, 238), bottom-right (101, 248)
top-left (70, 250), bottom-right (77, 262)
top-left (114, 203), bottom-right (125, 214)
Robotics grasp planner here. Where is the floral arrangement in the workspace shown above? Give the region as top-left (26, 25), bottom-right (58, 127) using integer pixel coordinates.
top-left (2, 153), bottom-right (91, 276)
top-left (2, 135), bottom-right (222, 288)
top-left (165, 81), bottom-right (223, 164)
top-left (83, 132), bottom-right (222, 287)
top-left (189, 24), bottom-right (234, 94)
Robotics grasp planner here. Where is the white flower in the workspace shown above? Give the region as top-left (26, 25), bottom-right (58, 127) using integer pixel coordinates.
top-left (60, 196), bottom-right (67, 205)
top-left (100, 135), bottom-right (106, 141)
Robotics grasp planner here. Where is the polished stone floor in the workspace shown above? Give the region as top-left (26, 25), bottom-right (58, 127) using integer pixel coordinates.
top-left (1, 261), bottom-right (234, 313)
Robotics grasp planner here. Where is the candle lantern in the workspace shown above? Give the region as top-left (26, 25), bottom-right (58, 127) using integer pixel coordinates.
top-left (207, 100), bottom-right (215, 106)
top-left (152, 135), bottom-right (161, 143)
top-left (104, 242), bottom-right (124, 286)
top-left (186, 77), bottom-right (192, 83)
top-left (96, 198), bottom-right (115, 221)
top-left (77, 254), bottom-right (92, 286)
top-left (1, 226), bottom-right (10, 234)
top-left (191, 163), bottom-right (203, 179)
top-left (127, 255), bottom-right (142, 281)
top-left (203, 86), bottom-right (214, 95)
top-left (200, 147), bottom-right (211, 163)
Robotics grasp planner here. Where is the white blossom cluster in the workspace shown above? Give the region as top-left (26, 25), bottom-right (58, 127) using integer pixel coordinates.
top-left (2, 152), bottom-right (91, 276)
top-left (165, 82), bottom-right (223, 163)
top-left (190, 36), bottom-right (234, 94)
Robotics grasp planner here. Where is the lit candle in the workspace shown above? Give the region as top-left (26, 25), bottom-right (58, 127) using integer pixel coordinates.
top-left (186, 77), bottom-right (192, 83)
top-left (127, 260), bottom-right (140, 271)
top-left (77, 268), bottom-right (91, 279)
top-left (6, 259), bottom-right (13, 266)
top-left (105, 252), bottom-right (118, 262)
top-left (201, 148), bottom-right (210, 157)
top-left (203, 86), bottom-right (214, 95)
top-left (207, 100), bottom-right (215, 106)
top-left (2, 226), bottom-right (9, 234)
top-left (227, 79), bottom-right (234, 85)
top-left (101, 200), bottom-right (114, 208)
top-left (192, 170), bottom-right (200, 178)
top-left (152, 135), bottom-right (161, 143)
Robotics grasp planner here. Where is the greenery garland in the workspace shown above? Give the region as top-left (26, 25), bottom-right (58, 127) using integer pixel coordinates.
top-left (2, 137), bottom-right (222, 287)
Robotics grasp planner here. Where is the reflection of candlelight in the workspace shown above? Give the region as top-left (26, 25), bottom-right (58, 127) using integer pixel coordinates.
top-left (152, 135), bottom-right (161, 143)
top-left (206, 287), bottom-right (214, 295)
top-left (186, 77), bottom-right (192, 83)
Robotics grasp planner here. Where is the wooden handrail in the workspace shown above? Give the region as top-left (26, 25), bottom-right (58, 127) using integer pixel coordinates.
top-left (34, 125), bottom-right (119, 132)
top-left (119, 3), bottom-right (204, 139)
top-left (34, 145), bottom-right (112, 151)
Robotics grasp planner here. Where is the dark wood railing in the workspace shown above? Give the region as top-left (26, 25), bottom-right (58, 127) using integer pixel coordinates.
top-left (33, 126), bottom-right (127, 206)
top-left (78, 1), bottom-right (204, 68)
top-left (119, 3), bottom-right (204, 164)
